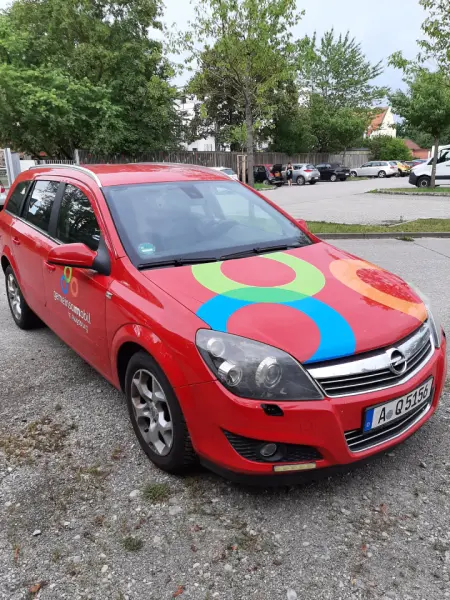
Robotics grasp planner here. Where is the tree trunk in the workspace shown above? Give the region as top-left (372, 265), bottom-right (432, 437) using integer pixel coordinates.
top-left (342, 148), bottom-right (347, 164)
top-left (245, 98), bottom-right (254, 187)
top-left (431, 136), bottom-right (439, 188)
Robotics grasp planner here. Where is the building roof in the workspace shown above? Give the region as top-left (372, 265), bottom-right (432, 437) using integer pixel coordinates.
top-left (367, 107), bottom-right (388, 136)
top-left (403, 138), bottom-right (425, 151)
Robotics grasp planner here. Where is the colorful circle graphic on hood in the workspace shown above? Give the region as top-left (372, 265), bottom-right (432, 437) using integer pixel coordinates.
top-left (329, 258), bottom-right (426, 321)
top-left (192, 252), bottom-right (356, 363)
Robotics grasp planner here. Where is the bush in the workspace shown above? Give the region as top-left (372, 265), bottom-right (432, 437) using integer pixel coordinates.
top-left (368, 135), bottom-right (412, 161)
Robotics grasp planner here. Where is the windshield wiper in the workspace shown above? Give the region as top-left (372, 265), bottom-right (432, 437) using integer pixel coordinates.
top-left (220, 243), bottom-right (302, 261)
top-left (138, 257), bottom-right (218, 270)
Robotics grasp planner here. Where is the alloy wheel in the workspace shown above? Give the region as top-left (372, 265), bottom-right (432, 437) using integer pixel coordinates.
top-left (7, 273), bottom-right (22, 321)
top-left (130, 369), bottom-right (173, 456)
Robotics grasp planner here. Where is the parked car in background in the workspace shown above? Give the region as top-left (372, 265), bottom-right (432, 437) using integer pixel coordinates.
top-left (409, 145), bottom-right (450, 188)
top-left (316, 163), bottom-right (350, 182)
top-left (211, 167), bottom-right (239, 181)
top-left (270, 164), bottom-right (284, 187)
top-left (391, 161), bottom-right (411, 177)
top-left (281, 164), bottom-right (320, 186)
top-left (350, 161), bottom-right (398, 178)
top-left (251, 164), bottom-right (281, 186)
top-left (0, 186), bottom-right (7, 209)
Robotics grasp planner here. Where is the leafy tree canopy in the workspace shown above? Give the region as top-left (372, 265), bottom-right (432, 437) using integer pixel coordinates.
top-left (368, 135), bottom-right (412, 162)
top-left (0, 0), bottom-right (181, 156)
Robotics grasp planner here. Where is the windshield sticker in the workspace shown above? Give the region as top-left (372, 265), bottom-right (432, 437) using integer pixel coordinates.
top-left (138, 243), bottom-right (156, 258)
top-left (53, 266), bottom-right (91, 333)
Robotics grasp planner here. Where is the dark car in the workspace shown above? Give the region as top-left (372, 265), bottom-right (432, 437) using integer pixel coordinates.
top-left (316, 163), bottom-right (350, 182)
top-left (251, 164), bottom-right (282, 186)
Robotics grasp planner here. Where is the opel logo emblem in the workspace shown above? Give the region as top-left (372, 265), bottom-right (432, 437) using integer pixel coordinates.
top-left (387, 348), bottom-right (408, 375)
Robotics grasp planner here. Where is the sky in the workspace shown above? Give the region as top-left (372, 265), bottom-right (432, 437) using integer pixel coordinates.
top-left (0, 0), bottom-right (427, 92)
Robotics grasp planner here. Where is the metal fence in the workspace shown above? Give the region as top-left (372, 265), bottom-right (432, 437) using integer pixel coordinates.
top-left (78, 149), bottom-right (370, 170)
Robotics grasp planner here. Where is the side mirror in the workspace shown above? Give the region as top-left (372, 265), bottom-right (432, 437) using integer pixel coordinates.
top-left (296, 218), bottom-right (309, 232)
top-left (47, 243), bottom-right (96, 269)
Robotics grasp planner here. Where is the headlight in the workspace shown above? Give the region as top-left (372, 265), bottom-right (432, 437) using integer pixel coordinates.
top-left (410, 285), bottom-right (443, 348)
top-left (196, 330), bottom-right (323, 401)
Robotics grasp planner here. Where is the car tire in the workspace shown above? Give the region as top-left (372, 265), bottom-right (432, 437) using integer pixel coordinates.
top-left (309, 180), bottom-right (316, 185)
top-left (350, 171), bottom-right (357, 177)
top-left (330, 174), bottom-right (337, 182)
top-left (378, 171), bottom-right (386, 178)
top-left (125, 350), bottom-right (197, 474)
top-left (296, 176), bottom-right (305, 186)
top-left (263, 179), bottom-right (270, 186)
top-left (417, 176), bottom-right (431, 188)
top-left (340, 177), bottom-right (347, 182)
top-left (395, 172), bottom-right (400, 177)
top-left (5, 266), bottom-right (41, 330)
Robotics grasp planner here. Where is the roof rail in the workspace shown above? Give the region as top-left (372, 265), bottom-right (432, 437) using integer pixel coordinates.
top-left (28, 164), bottom-right (102, 187)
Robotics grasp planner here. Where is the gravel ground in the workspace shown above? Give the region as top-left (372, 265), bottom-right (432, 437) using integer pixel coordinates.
top-left (1, 240), bottom-right (449, 600)
top-left (269, 178), bottom-right (450, 224)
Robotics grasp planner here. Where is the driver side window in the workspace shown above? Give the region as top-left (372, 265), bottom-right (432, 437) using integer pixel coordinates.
top-left (56, 184), bottom-right (100, 251)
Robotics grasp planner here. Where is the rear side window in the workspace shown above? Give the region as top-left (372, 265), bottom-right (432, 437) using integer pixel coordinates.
top-left (56, 184), bottom-right (100, 251)
top-left (307, 164), bottom-right (315, 170)
top-left (24, 181), bottom-right (59, 232)
top-left (6, 181), bottom-right (30, 216)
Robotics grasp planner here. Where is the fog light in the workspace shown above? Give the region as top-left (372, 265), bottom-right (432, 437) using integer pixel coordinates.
top-left (260, 443), bottom-right (278, 458)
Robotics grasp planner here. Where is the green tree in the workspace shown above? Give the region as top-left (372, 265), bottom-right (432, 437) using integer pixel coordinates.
top-left (419, 0), bottom-right (450, 70)
top-left (297, 30), bottom-right (388, 110)
top-left (182, 0), bottom-right (302, 186)
top-left (368, 135), bottom-right (412, 162)
top-left (389, 68), bottom-right (450, 186)
top-left (0, 0), bottom-right (181, 156)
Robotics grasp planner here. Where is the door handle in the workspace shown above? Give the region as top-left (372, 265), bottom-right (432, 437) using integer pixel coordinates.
top-left (45, 262), bottom-right (56, 272)
top-left (12, 237), bottom-right (20, 246)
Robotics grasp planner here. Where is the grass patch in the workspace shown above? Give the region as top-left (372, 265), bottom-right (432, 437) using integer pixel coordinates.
top-left (0, 417), bottom-right (71, 463)
top-left (307, 218), bottom-right (450, 234)
top-left (253, 183), bottom-right (272, 191)
top-left (122, 536), bottom-right (144, 552)
top-left (142, 482), bottom-right (171, 503)
top-left (369, 187), bottom-right (450, 194)
top-left (347, 177), bottom-right (371, 181)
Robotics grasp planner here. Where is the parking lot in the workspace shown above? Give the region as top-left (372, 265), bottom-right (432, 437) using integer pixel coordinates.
top-left (1, 238), bottom-right (449, 600)
top-left (268, 177), bottom-right (450, 224)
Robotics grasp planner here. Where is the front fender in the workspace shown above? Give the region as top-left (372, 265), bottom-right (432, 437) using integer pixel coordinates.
top-left (110, 323), bottom-right (214, 391)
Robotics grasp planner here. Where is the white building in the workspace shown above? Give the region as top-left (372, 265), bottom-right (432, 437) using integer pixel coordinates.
top-left (177, 97), bottom-right (216, 152)
top-left (366, 106), bottom-right (396, 138)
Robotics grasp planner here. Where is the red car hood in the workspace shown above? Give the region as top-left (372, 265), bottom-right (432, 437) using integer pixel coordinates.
top-left (142, 242), bottom-right (426, 365)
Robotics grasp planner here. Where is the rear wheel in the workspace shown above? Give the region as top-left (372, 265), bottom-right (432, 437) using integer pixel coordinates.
top-left (330, 174), bottom-right (337, 182)
top-left (5, 266), bottom-right (41, 330)
top-left (262, 179), bottom-right (270, 186)
top-left (296, 176), bottom-right (305, 186)
top-left (378, 170), bottom-right (386, 178)
top-left (125, 351), bottom-right (196, 474)
top-left (417, 176), bottom-right (431, 188)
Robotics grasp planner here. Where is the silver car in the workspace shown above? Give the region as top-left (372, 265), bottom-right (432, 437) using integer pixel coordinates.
top-left (281, 163), bottom-right (320, 186)
top-left (350, 161), bottom-right (399, 178)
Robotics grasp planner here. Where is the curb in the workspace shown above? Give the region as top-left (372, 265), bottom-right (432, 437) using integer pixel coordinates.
top-left (316, 232), bottom-right (450, 240)
top-left (368, 190), bottom-right (450, 197)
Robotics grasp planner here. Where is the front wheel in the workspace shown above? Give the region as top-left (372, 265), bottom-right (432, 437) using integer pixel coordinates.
top-left (330, 174), bottom-right (337, 182)
top-left (5, 266), bottom-right (41, 330)
top-left (378, 170), bottom-right (386, 178)
top-left (125, 351), bottom-right (196, 474)
top-left (417, 176), bottom-right (431, 188)
top-left (296, 176), bottom-right (305, 186)
top-left (309, 180), bottom-right (317, 185)
top-left (262, 179), bottom-right (270, 186)
top-left (350, 171), bottom-right (357, 177)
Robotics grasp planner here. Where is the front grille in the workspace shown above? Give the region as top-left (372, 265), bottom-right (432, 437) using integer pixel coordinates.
top-left (307, 322), bottom-right (433, 397)
top-left (223, 431), bottom-right (322, 463)
top-left (345, 398), bottom-right (432, 452)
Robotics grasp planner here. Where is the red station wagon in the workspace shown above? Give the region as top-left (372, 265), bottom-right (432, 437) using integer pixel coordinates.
top-left (0, 164), bottom-right (447, 483)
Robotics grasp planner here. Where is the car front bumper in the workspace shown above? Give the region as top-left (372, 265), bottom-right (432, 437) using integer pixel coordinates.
top-left (409, 172), bottom-right (418, 186)
top-left (178, 335), bottom-right (447, 483)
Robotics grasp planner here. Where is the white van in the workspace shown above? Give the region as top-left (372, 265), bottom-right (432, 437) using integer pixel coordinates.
top-left (409, 145), bottom-right (450, 187)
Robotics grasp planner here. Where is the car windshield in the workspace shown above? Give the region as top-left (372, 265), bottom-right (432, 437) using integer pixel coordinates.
top-left (222, 168), bottom-right (234, 175)
top-left (103, 180), bottom-right (312, 268)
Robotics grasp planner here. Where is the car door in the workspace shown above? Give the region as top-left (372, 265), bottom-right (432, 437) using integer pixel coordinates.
top-left (10, 179), bottom-right (62, 319)
top-left (42, 181), bottom-right (112, 377)
top-left (435, 149), bottom-right (450, 184)
top-left (358, 162), bottom-right (371, 176)
top-left (316, 164), bottom-right (327, 180)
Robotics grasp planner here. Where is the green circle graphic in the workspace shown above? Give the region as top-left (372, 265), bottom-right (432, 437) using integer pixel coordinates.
top-left (192, 251), bottom-right (325, 303)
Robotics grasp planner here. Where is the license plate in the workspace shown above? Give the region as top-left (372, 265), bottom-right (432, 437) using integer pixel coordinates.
top-left (363, 378), bottom-right (433, 432)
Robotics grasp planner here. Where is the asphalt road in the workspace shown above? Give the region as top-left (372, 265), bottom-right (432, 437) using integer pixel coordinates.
top-left (0, 239), bottom-right (449, 600)
top-left (269, 177), bottom-right (450, 224)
